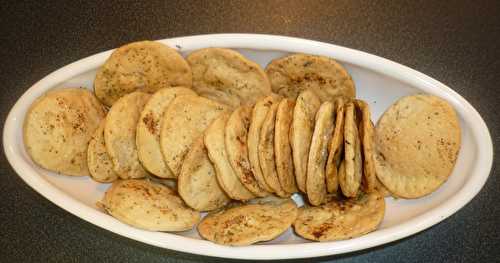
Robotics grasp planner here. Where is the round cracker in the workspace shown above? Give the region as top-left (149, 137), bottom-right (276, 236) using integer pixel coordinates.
top-left (178, 137), bottom-right (230, 211)
top-left (354, 100), bottom-right (377, 193)
top-left (101, 179), bottom-right (200, 231)
top-left (306, 101), bottom-right (335, 206)
top-left (293, 192), bottom-right (385, 241)
top-left (290, 89), bottom-right (321, 193)
top-left (160, 95), bottom-right (228, 176)
top-left (204, 113), bottom-right (255, 201)
top-left (136, 87), bottom-right (196, 178)
top-left (275, 98), bottom-right (297, 194)
top-left (87, 120), bottom-right (118, 183)
top-left (187, 48), bottom-right (271, 108)
top-left (339, 102), bottom-right (363, 197)
top-left (94, 41), bottom-right (192, 106)
top-left (325, 98), bottom-right (346, 193)
top-left (225, 106), bottom-right (269, 197)
top-left (265, 53), bottom-right (355, 101)
top-left (104, 91), bottom-right (151, 179)
top-left (374, 94), bottom-right (461, 198)
top-left (197, 199), bottom-right (297, 246)
top-left (24, 88), bottom-right (106, 176)
top-left (248, 95), bottom-right (281, 193)
top-left (258, 102), bottom-right (288, 197)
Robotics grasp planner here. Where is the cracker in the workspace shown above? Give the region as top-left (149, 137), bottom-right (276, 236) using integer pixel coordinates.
top-left (136, 87), bottom-right (196, 178)
top-left (258, 102), bottom-right (288, 197)
top-left (197, 199), bottom-right (297, 246)
top-left (248, 95), bottom-right (281, 193)
top-left (87, 120), bottom-right (118, 183)
top-left (290, 89), bottom-right (321, 193)
top-left (306, 101), bottom-right (335, 206)
top-left (374, 94), bottom-right (461, 198)
top-left (339, 102), bottom-right (363, 197)
top-left (24, 88), bottom-right (106, 176)
top-left (94, 41), bottom-right (192, 106)
top-left (101, 179), bottom-right (200, 231)
top-left (160, 95), bottom-right (228, 176)
top-left (325, 98), bottom-right (345, 193)
top-left (354, 100), bottom-right (377, 193)
top-left (265, 53), bottom-right (355, 100)
top-left (275, 98), bottom-right (298, 194)
top-left (204, 113), bottom-right (255, 201)
top-left (187, 48), bottom-right (271, 108)
top-left (104, 91), bottom-right (151, 179)
top-left (293, 192), bottom-right (385, 241)
top-left (178, 137), bottom-right (230, 211)
top-left (226, 106), bottom-right (269, 197)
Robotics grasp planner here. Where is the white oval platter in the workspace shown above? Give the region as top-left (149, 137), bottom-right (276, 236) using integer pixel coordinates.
top-left (3, 34), bottom-right (493, 260)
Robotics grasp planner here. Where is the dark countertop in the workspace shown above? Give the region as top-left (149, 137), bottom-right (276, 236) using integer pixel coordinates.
top-left (1, 1), bottom-right (499, 262)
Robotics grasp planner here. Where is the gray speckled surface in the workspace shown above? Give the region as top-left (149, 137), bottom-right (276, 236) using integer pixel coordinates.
top-left (1, 0), bottom-right (499, 262)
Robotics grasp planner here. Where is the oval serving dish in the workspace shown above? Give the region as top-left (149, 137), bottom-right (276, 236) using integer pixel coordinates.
top-left (3, 34), bottom-right (493, 260)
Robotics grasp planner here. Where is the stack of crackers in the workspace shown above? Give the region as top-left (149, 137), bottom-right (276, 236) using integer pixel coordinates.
top-left (23, 41), bottom-right (461, 245)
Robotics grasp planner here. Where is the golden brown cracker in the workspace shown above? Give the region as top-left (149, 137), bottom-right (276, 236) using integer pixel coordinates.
top-left (374, 94), bottom-right (461, 198)
top-left (197, 199), bottom-right (297, 246)
top-left (306, 101), bottom-right (335, 206)
top-left (294, 192), bottom-right (385, 241)
top-left (275, 98), bottom-right (298, 194)
top-left (290, 89), bottom-right (321, 193)
top-left (160, 95), bottom-right (228, 176)
top-left (225, 106), bottom-right (269, 197)
top-left (94, 41), bottom-right (192, 106)
top-left (265, 53), bottom-right (355, 100)
top-left (104, 91), bottom-right (151, 179)
top-left (187, 48), bottom-right (271, 108)
top-left (204, 113), bottom-right (255, 201)
top-left (178, 137), bottom-right (230, 211)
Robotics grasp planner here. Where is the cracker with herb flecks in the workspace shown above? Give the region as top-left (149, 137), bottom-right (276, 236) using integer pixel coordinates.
top-left (339, 102), bottom-right (363, 197)
top-left (325, 97), bottom-right (346, 193)
top-left (205, 113), bottom-right (255, 201)
top-left (198, 198), bottom-right (297, 246)
top-left (374, 94), bottom-right (461, 198)
top-left (226, 106), bottom-right (269, 197)
top-left (294, 192), bottom-right (385, 241)
top-left (136, 87), bottom-right (196, 178)
top-left (258, 102), bottom-right (288, 197)
top-left (160, 94), bottom-right (229, 176)
top-left (178, 137), bottom-right (230, 211)
top-left (94, 41), bottom-right (192, 106)
top-left (290, 89), bottom-right (321, 193)
top-left (265, 53), bottom-right (355, 101)
top-left (101, 179), bottom-right (200, 231)
top-left (24, 88), bottom-right (106, 176)
top-left (187, 48), bottom-right (271, 108)
top-left (306, 101), bottom-right (335, 205)
top-left (248, 95), bottom-right (281, 193)
top-left (105, 91), bottom-right (151, 179)
top-left (274, 98), bottom-right (298, 194)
